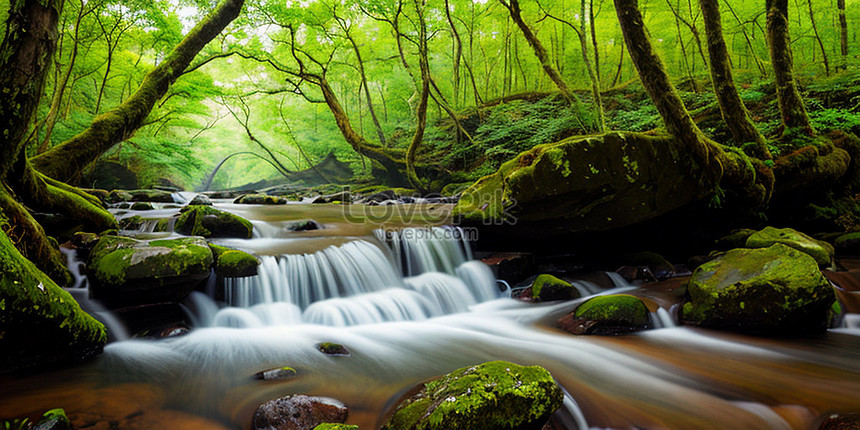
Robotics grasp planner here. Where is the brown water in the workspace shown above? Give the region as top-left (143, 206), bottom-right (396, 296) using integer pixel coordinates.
top-left (3, 201), bottom-right (860, 429)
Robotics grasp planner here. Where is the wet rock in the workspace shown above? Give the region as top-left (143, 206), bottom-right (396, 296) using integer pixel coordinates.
top-left (234, 194), bottom-right (289, 205)
top-left (175, 205), bottom-right (254, 239)
top-left (746, 226), bottom-right (834, 267)
top-left (252, 395), bottom-right (348, 430)
top-left (382, 360), bottom-right (562, 430)
top-left (714, 229), bottom-right (757, 251)
top-left (106, 190), bottom-right (133, 204)
top-left (313, 424), bottom-right (358, 430)
top-left (87, 236), bottom-right (213, 307)
top-left (210, 244), bottom-right (259, 278)
top-left (819, 412), bottom-right (860, 429)
top-left (0, 233), bottom-right (106, 370)
top-left (188, 194), bottom-right (213, 206)
top-left (620, 252), bottom-right (676, 280)
top-left (254, 366), bottom-right (298, 381)
top-left (288, 219), bottom-right (323, 232)
top-left (682, 244), bottom-right (836, 334)
top-left (530, 274), bottom-right (580, 302)
top-left (834, 232), bottom-right (860, 255)
top-left (480, 252), bottom-right (537, 286)
top-left (205, 190), bottom-right (255, 199)
top-left (158, 326), bottom-right (190, 338)
top-left (560, 294), bottom-right (651, 335)
top-left (81, 188), bottom-right (110, 205)
top-left (31, 409), bottom-right (72, 430)
top-left (72, 232), bottom-right (101, 260)
top-left (312, 191), bottom-right (351, 204)
top-left (128, 189), bottom-right (177, 203)
top-left (358, 189), bottom-right (397, 204)
top-left (112, 303), bottom-right (192, 338)
top-left (316, 342), bottom-right (350, 356)
top-left (131, 202), bottom-right (154, 211)
top-left (119, 215), bottom-right (143, 230)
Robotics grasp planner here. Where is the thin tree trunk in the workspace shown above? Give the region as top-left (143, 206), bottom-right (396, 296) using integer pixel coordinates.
top-left (501, 0), bottom-right (578, 106)
top-left (31, 0), bottom-right (246, 181)
top-left (699, 0), bottom-right (769, 156)
top-left (340, 17), bottom-right (387, 147)
top-left (838, 0), bottom-right (848, 69)
top-left (612, 38), bottom-right (625, 86)
top-left (589, 0), bottom-right (600, 84)
top-left (444, 0), bottom-right (462, 109)
top-left (766, 0), bottom-right (813, 134)
top-left (406, 0), bottom-right (431, 192)
top-left (722, 0), bottom-right (767, 77)
top-left (805, 0), bottom-right (829, 76)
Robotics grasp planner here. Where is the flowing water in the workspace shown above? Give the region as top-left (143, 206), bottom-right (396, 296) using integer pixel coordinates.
top-left (2, 197), bottom-right (860, 429)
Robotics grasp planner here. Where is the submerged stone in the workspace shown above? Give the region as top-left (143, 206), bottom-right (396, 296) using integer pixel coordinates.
top-left (87, 236), bottom-right (213, 307)
top-left (530, 274), bottom-right (579, 302)
top-left (287, 219), bottom-right (323, 232)
top-left (563, 294), bottom-right (651, 335)
top-left (130, 202), bottom-right (154, 211)
top-left (188, 194), bottom-right (213, 206)
top-left (0, 233), bottom-right (106, 370)
top-left (382, 360), bottom-right (562, 430)
top-left (129, 189), bottom-right (177, 203)
top-left (745, 226), bottom-right (834, 267)
top-left (316, 342), bottom-right (350, 356)
top-left (175, 205), bottom-right (253, 239)
top-left (254, 366), bottom-right (298, 381)
top-left (253, 395), bottom-right (348, 430)
top-left (682, 244), bottom-right (835, 334)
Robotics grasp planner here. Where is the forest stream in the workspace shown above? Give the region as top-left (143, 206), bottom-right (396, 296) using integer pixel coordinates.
top-left (2, 197), bottom-right (860, 429)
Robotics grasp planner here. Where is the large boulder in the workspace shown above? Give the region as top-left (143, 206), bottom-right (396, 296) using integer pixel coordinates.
top-left (87, 236), bottom-right (213, 307)
top-left (0, 233), bottom-right (106, 370)
top-left (746, 226), bottom-right (834, 266)
top-left (210, 244), bottom-right (259, 278)
top-left (453, 132), bottom-right (721, 238)
top-left (682, 243), bottom-right (836, 334)
top-left (561, 294), bottom-right (651, 335)
top-left (175, 205), bottom-right (254, 239)
top-left (382, 361), bottom-right (563, 430)
top-left (234, 194), bottom-right (288, 205)
top-left (252, 395), bottom-right (348, 430)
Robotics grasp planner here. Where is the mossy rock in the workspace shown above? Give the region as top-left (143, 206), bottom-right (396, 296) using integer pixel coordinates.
top-left (682, 244), bottom-right (835, 334)
top-left (313, 424), bottom-right (358, 430)
top-left (106, 190), bottom-right (133, 204)
top-left (316, 342), bottom-right (350, 356)
top-left (175, 205), bottom-right (253, 239)
top-left (130, 202), bottom-right (154, 211)
top-left (128, 189), bottom-right (176, 203)
top-left (188, 194), bottom-right (213, 206)
top-left (254, 366), bottom-right (298, 381)
top-left (87, 236), bottom-right (213, 307)
top-left (530, 274), bottom-right (579, 302)
top-left (568, 294), bottom-right (651, 335)
top-left (288, 219), bottom-right (322, 231)
top-left (382, 361), bottom-right (563, 430)
top-left (234, 194), bottom-right (288, 205)
top-left (834, 232), bottom-right (860, 255)
top-left (210, 244), bottom-right (259, 278)
top-left (453, 132), bottom-right (724, 238)
top-left (0, 232), bottom-right (106, 371)
top-left (31, 408), bottom-right (72, 430)
top-left (746, 226), bottom-right (834, 266)
top-left (440, 182), bottom-right (472, 197)
top-left (119, 215), bottom-right (143, 230)
top-left (714, 229), bottom-right (757, 251)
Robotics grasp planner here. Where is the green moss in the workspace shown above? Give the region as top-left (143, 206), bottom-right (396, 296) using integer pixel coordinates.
top-left (316, 342), bottom-right (350, 356)
top-left (233, 194), bottom-right (288, 205)
top-left (531, 274), bottom-right (579, 301)
top-left (683, 243), bottom-right (835, 334)
top-left (175, 205), bottom-right (253, 239)
top-left (212, 246), bottom-right (259, 278)
top-left (746, 226), bottom-right (834, 266)
top-left (574, 294), bottom-right (650, 326)
top-left (0, 232), bottom-right (106, 369)
top-left (313, 424), bottom-right (358, 430)
top-left (383, 361), bottom-right (562, 430)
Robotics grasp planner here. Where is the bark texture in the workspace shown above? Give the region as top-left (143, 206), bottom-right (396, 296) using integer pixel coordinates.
top-left (765, 0), bottom-right (813, 135)
top-left (699, 0), bottom-right (768, 157)
top-left (31, 0), bottom-right (245, 181)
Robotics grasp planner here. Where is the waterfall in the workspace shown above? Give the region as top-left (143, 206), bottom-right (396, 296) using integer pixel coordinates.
top-left (210, 227), bottom-right (501, 328)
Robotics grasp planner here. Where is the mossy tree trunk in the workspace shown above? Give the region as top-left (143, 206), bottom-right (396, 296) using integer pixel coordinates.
top-left (837, 0), bottom-right (848, 70)
top-left (406, 0), bottom-right (432, 192)
top-left (765, 0), bottom-right (814, 135)
top-left (501, 0), bottom-right (578, 108)
top-left (30, 0), bottom-right (245, 182)
top-left (699, 0), bottom-right (769, 158)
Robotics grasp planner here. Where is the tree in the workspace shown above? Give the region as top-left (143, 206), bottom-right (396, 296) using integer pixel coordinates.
top-left (837, 0), bottom-right (848, 70)
top-left (698, 0), bottom-right (768, 157)
top-left (31, 0), bottom-right (245, 182)
top-left (765, 0), bottom-right (813, 135)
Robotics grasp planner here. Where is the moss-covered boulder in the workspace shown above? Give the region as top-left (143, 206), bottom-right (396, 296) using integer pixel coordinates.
top-left (87, 236), bottom-right (213, 307)
top-left (530, 274), bottom-right (579, 302)
top-left (131, 202), bottom-right (154, 211)
top-left (188, 194), bottom-right (213, 206)
top-left (453, 132), bottom-right (724, 238)
top-left (563, 294), bottom-right (651, 335)
top-left (287, 219), bottom-right (322, 231)
top-left (129, 189), bottom-right (176, 203)
top-left (746, 226), bottom-right (834, 266)
top-left (714, 229), bottom-right (757, 251)
top-left (833, 232), bottom-right (860, 255)
top-left (234, 194), bottom-right (288, 205)
top-left (210, 244), bottom-right (258, 278)
top-left (316, 342), bottom-right (350, 356)
top-left (682, 244), bottom-right (836, 334)
top-left (0, 233), bottom-right (106, 370)
top-left (313, 424), bottom-right (358, 430)
top-left (382, 361), bottom-right (562, 430)
top-left (175, 205), bottom-right (253, 239)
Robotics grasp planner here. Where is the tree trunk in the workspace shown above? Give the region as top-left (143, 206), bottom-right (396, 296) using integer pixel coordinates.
top-left (501, 0), bottom-right (578, 107)
top-left (581, 0), bottom-right (605, 131)
top-left (444, 0), bottom-right (462, 110)
top-left (406, 0), bottom-right (432, 192)
top-left (722, 0), bottom-right (768, 78)
top-left (31, 0), bottom-right (245, 182)
top-left (837, 0), bottom-right (848, 70)
top-left (765, 0), bottom-right (813, 135)
top-left (341, 20), bottom-right (387, 148)
top-left (805, 0), bottom-right (829, 76)
top-left (699, 0), bottom-right (769, 157)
